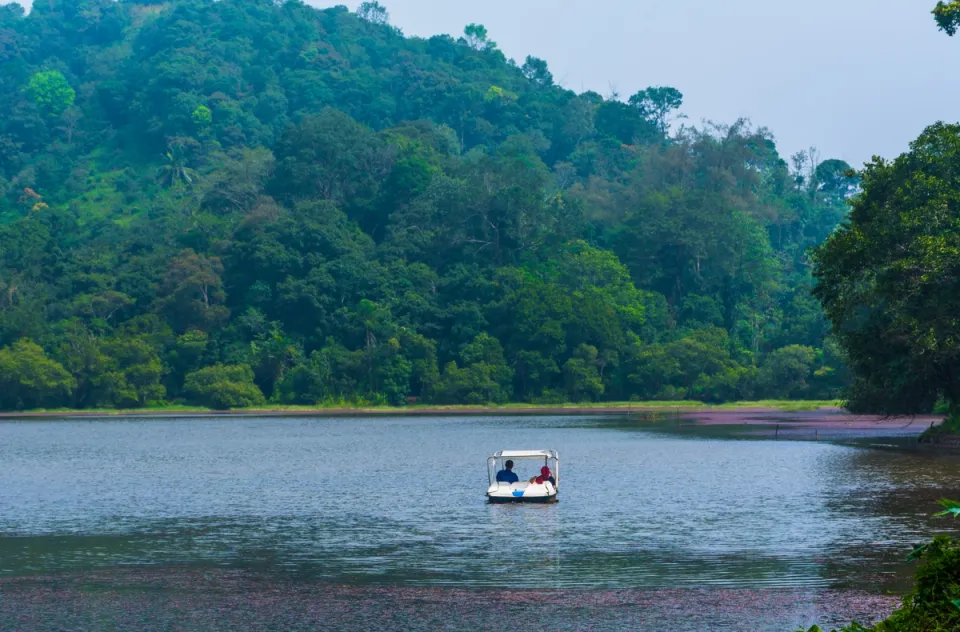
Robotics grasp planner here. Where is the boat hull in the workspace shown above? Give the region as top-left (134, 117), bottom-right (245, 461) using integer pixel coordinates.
top-left (487, 494), bottom-right (558, 504)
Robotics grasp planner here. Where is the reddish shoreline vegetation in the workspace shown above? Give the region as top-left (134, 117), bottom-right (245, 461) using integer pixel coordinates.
top-left (0, 569), bottom-right (900, 632)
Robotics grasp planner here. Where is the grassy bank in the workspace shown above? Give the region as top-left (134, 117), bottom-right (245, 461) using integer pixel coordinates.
top-left (919, 411), bottom-right (960, 444)
top-left (0, 400), bottom-right (843, 418)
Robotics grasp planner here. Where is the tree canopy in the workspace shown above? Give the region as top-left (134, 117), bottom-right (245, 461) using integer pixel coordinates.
top-left (934, 1), bottom-right (960, 35)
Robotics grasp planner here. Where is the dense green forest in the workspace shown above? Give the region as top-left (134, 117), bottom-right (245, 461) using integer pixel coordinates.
top-left (0, 0), bottom-right (856, 410)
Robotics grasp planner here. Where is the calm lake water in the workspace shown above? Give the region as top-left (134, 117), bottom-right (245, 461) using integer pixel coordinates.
top-left (2, 414), bottom-right (959, 631)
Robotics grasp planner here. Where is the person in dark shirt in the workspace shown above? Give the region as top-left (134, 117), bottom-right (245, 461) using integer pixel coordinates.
top-left (495, 459), bottom-right (519, 483)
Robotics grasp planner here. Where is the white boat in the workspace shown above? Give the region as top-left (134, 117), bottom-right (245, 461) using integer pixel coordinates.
top-left (486, 449), bottom-right (559, 503)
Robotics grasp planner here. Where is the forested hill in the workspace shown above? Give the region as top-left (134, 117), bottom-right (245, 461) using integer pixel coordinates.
top-left (0, 0), bottom-right (856, 410)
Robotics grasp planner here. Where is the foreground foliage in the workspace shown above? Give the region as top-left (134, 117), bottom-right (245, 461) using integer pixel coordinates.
top-left (0, 0), bottom-right (853, 410)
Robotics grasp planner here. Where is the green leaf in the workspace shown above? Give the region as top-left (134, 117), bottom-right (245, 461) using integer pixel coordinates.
top-left (934, 499), bottom-right (960, 518)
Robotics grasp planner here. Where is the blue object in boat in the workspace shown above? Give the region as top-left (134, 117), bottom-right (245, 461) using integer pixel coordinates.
top-left (512, 490), bottom-right (524, 497)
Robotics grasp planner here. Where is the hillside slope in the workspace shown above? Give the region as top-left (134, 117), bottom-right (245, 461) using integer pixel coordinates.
top-left (0, 0), bottom-right (853, 410)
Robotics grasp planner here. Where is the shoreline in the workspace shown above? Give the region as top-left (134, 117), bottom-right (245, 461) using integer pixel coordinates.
top-left (0, 401), bottom-right (943, 426)
top-left (0, 400), bottom-right (847, 419)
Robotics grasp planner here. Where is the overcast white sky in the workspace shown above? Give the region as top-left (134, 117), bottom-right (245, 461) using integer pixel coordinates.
top-left (8, 0), bottom-right (960, 166)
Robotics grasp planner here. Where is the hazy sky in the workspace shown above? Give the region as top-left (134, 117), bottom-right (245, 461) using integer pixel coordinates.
top-left (8, 0), bottom-right (960, 166)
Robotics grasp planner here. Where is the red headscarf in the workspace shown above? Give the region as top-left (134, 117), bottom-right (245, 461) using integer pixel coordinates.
top-left (536, 466), bottom-right (552, 484)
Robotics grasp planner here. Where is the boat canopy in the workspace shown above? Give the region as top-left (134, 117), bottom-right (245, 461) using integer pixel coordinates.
top-left (495, 449), bottom-right (557, 459)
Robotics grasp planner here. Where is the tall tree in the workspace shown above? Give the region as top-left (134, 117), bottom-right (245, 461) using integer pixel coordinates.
top-left (358, 1), bottom-right (390, 26)
top-left (628, 86), bottom-right (683, 135)
top-left (521, 56), bottom-right (553, 87)
top-left (814, 123), bottom-right (960, 417)
top-left (461, 23), bottom-right (495, 51)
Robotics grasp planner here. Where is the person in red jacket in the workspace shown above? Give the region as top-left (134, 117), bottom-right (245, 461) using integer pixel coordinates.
top-left (530, 465), bottom-right (556, 487)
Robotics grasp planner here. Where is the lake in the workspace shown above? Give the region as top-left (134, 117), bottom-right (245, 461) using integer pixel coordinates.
top-left (2, 413), bottom-right (959, 631)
